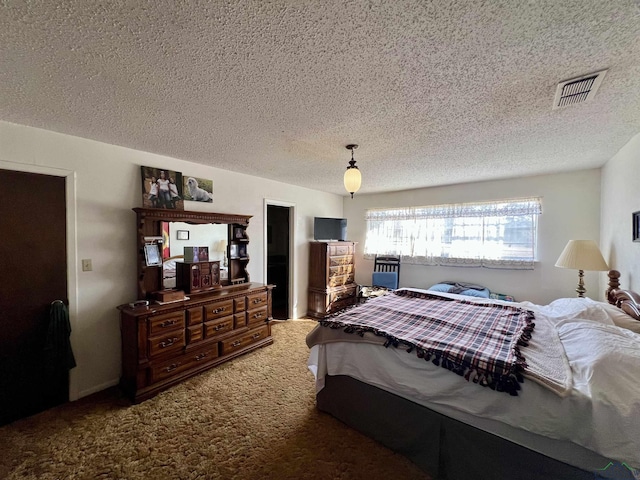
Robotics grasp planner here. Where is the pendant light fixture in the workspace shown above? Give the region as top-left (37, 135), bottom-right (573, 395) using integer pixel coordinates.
top-left (343, 144), bottom-right (362, 198)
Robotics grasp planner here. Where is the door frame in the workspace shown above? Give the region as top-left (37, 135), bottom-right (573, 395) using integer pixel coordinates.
top-left (263, 199), bottom-right (296, 319)
top-left (0, 160), bottom-right (79, 400)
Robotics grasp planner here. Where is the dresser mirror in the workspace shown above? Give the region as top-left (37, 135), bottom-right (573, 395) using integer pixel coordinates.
top-left (162, 222), bottom-right (228, 289)
top-left (133, 208), bottom-right (252, 300)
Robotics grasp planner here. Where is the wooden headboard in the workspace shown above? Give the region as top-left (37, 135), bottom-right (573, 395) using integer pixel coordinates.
top-left (606, 269), bottom-right (640, 321)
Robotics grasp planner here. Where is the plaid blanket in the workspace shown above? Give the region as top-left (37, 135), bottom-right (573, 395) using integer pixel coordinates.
top-left (319, 289), bottom-right (535, 396)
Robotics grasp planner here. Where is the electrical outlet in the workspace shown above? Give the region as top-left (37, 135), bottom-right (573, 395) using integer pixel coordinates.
top-left (82, 259), bottom-right (92, 271)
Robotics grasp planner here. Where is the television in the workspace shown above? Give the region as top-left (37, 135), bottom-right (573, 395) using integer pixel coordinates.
top-left (314, 217), bottom-right (347, 241)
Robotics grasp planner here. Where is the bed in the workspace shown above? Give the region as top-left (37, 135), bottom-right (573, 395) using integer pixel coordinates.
top-left (306, 270), bottom-right (640, 480)
top-left (161, 255), bottom-right (183, 289)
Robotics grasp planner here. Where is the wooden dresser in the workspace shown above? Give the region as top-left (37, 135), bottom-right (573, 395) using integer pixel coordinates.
top-left (118, 283), bottom-right (273, 403)
top-left (307, 241), bottom-right (357, 319)
top-left (118, 208), bottom-right (273, 403)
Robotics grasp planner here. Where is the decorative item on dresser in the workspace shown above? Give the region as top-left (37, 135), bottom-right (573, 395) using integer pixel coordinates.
top-left (118, 208), bottom-right (273, 403)
top-left (307, 241), bottom-right (357, 319)
top-left (176, 260), bottom-right (221, 294)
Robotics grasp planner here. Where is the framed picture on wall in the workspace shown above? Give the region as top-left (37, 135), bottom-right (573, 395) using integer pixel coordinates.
top-left (140, 166), bottom-right (184, 210)
top-left (633, 211), bottom-right (640, 242)
top-left (177, 230), bottom-right (189, 240)
top-left (183, 175), bottom-right (213, 203)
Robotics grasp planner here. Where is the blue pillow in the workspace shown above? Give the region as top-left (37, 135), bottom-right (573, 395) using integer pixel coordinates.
top-left (458, 288), bottom-right (490, 298)
top-left (427, 283), bottom-right (490, 298)
top-left (427, 283), bottom-right (453, 292)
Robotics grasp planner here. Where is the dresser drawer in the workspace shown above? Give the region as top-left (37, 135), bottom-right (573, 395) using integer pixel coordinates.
top-left (220, 325), bottom-right (269, 355)
top-left (204, 316), bottom-right (234, 338)
top-left (186, 307), bottom-right (203, 325)
top-left (247, 292), bottom-right (268, 309)
top-left (329, 255), bottom-right (353, 267)
top-left (187, 324), bottom-right (204, 344)
top-left (148, 330), bottom-right (185, 358)
top-left (234, 296), bottom-right (247, 313)
top-left (149, 345), bottom-right (218, 384)
top-left (246, 306), bottom-right (268, 327)
top-left (329, 244), bottom-right (354, 256)
top-left (329, 295), bottom-right (357, 313)
top-left (147, 311), bottom-right (185, 336)
top-left (329, 264), bottom-right (354, 276)
top-left (234, 313), bottom-right (247, 328)
top-left (328, 272), bottom-right (355, 287)
top-left (204, 300), bottom-right (234, 320)
top-left (329, 284), bottom-right (357, 304)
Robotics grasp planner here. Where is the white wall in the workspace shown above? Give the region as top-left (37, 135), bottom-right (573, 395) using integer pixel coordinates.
top-left (0, 120), bottom-right (343, 400)
top-left (601, 132), bottom-right (640, 291)
top-left (343, 169), bottom-right (603, 305)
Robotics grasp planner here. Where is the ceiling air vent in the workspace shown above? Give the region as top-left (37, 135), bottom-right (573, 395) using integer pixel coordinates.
top-left (552, 69), bottom-right (607, 110)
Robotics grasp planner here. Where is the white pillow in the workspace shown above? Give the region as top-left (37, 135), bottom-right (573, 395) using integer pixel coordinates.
top-left (543, 297), bottom-right (640, 333)
top-left (539, 297), bottom-right (615, 326)
top-left (600, 302), bottom-right (640, 334)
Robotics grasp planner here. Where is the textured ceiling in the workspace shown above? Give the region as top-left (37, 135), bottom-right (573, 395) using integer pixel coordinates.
top-left (1, 1), bottom-right (640, 196)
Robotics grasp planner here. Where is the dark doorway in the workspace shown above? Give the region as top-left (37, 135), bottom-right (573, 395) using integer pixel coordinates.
top-left (266, 204), bottom-right (290, 319)
top-left (0, 169), bottom-right (69, 426)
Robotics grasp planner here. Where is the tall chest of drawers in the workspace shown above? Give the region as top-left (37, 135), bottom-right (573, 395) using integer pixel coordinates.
top-left (118, 283), bottom-right (273, 403)
top-left (307, 241), bottom-right (357, 319)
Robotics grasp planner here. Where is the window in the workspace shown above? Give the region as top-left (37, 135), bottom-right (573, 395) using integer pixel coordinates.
top-left (364, 197), bottom-right (542, 269)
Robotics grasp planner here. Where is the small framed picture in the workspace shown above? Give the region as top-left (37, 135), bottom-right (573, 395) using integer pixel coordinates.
top-left (633, 211), bottom-right (640, 242)
top-left (238, 244), bottom-right (247, 258)
top-left (177, 230), bottom-right (189, 240)
top-left (234, 227), bottom-right (244, 239)
top-left (144, 244), bottom-right (162, 267)
top-left (230, 244), bottom-right (239, 258)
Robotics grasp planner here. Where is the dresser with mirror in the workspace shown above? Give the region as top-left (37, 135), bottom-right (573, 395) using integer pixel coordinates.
top-left (117, 208), bottom-right (273, 403)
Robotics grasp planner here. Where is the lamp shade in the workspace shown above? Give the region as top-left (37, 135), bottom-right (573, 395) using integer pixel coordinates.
top-left (216, 239), bottom-right (227, 252)
top-left (555, 240), bottom-right (609, 271)
top-left (344, 167), bottom-right (361, 197)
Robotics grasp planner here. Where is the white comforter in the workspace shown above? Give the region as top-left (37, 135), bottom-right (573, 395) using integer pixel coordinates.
top-left (307, 291), bottom-right (640, 470)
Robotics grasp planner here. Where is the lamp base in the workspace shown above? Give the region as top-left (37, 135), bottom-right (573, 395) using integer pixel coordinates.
top-left (576, 269), bottom-right (586, 298)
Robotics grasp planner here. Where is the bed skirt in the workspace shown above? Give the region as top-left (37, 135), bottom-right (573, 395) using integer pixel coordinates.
top-left (316, 375), bottom-right (631, 480)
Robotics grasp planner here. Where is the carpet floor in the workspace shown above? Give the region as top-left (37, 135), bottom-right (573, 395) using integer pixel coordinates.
top-left (0, 319), bottom-right (430, 479)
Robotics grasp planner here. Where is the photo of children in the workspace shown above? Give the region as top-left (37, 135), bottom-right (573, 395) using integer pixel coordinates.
top-left (141, 166), bottom-right (184, 210)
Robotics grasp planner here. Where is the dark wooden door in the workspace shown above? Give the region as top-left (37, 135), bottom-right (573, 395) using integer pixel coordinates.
top-left (0, 169), bottom-right (68, 425)
top-left (267, 205), bottom-right (290, 319)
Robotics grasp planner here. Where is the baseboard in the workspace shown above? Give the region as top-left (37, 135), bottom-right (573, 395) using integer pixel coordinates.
top-left (77, 378), bottom-right (120, 400)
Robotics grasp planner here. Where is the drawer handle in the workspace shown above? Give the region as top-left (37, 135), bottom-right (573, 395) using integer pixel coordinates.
top-left (252, 332), bottom-right (261, 339)
top-left (231, 340), bottom-right (242, 347)
top-left (252, 298), bottom-right (263, 304)
top-left (212, 307), bottom-right (226, 314)
top-left (159, 319), bottom-right (177, 328)
top-left (159, 337), bottom-right (178, 348)
top-left (165, 362), bottom-right (180, 372)
top-left (214, 323), bottom-right (228, 331)
top-left (195, 353), bottom-right (207, 361)
top-left (253, 312), bottom-right (263, 319)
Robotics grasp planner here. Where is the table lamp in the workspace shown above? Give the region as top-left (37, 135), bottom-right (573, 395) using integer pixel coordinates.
top-left (555, 240), bottom-right (609, 297)
top-left (216, 239), bottom-right (228, 267)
